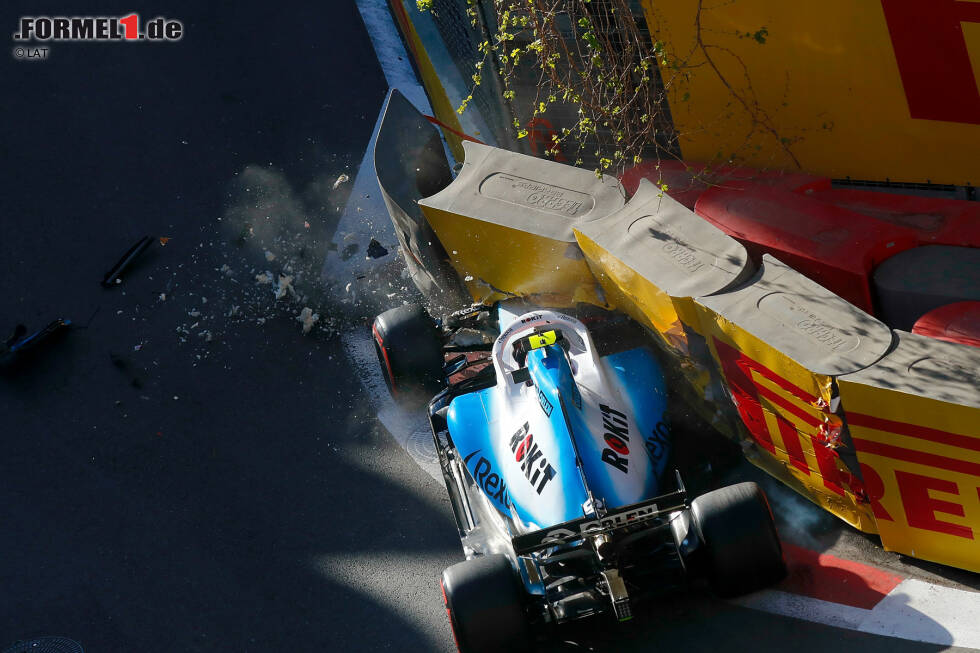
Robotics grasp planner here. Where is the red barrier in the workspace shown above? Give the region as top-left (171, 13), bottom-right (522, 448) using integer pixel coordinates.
top-left (912, 301), bottom-right (980, 348)
top-left (694, 186), bottom-right (920, 312)
top-left (619, 160), bottom-right (827, 209)
top-left (621, 160), bottom-right (979, 323)
top-left (808, 188), bottom-right (980, 248)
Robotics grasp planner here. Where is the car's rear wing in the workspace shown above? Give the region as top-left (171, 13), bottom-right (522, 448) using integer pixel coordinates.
top-left (511, 482), bottom-right (687, 555)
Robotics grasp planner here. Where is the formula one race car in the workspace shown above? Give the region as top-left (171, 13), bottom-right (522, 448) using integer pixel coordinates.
top-left (372, 301), bottom-right (786, 652)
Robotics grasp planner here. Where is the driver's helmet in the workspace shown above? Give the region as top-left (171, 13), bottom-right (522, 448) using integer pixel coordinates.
top-left (511, 327), bottom-right (567, 367)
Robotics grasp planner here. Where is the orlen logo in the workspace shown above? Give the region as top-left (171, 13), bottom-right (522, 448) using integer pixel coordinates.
top-left (600, 404), bottom-right (631, 474)
top-left (509, 422), bottom-right (558, 494)
top-left (463, 450), bottom-right (510, 509)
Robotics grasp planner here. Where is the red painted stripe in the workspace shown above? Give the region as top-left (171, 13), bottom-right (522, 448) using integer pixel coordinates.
top-left (778, 543), bottom-right (904, 610)
top-left (848, 413), bottom-right (980, 454)
top-left (755, 383), bottom-right (822, 428)
top-left (777, 417), bottom-right (811, 474)
top-left (372, 323), bottom-right (398, 397)
top-left (738, 355), bottom-right (818, 403)
top-left (853, 438), bottom-right (980, 478)
top-left (423, 115), bottom-right (485, 145)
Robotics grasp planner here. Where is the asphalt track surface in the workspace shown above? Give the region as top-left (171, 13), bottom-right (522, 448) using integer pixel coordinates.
top-left (0, 2), bottom-right (975, 652)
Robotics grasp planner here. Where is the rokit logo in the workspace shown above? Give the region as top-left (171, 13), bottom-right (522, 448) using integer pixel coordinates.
top-left (509, 422), bottom-right (558, 494)
top-left (464, 450), bottom-right (510, 508)
top-left (600, 404), bottom-right (631, 474)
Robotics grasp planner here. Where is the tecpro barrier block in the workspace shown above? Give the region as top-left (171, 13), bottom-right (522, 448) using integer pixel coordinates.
top-left (374, 89), bottom-right (469, 312)
top-left (838, 331), bottom-right (980, 572)
top-left (697, 255), bottom-right (895, 531)
top-left (574, 179), bottom-right (753, 436)
top-left (419, 141), bottom-right (626, 306)
top-left (575, 179), bottom-right (753, 347)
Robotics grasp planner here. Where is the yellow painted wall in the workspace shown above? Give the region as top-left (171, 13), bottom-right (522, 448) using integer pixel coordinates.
top-left (641, 0), bottom-right (980, 185)
top-left (839, 380), bottom-right (980, 572)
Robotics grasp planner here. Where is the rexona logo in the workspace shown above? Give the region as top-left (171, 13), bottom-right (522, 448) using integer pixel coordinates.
top-left (537, 388), bottom-right (553, 417)
top-left (600, 404), bottom-right (631, 474)
top-left (509, 422), bottom-right (558, 494)
top-left (463, 450), bottom-right (510, 509)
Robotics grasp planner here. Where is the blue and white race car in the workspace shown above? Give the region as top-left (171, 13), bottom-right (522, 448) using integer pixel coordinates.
top-left (372, 301), bottom-right (786, 653)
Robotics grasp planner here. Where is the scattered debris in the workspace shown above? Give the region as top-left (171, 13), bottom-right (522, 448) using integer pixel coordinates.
top-left (366, 239), bottom-right (389, 259)
top-left (332, 173), bottom-right (349, 189)
top-left (273, 274), bottom-right (295, 299)
top-left (296, 307), bottom-right (319, 334)
top-left (102, 235), bottom-right (156, 287)
top-left (0, 319), bottom-right (72, 368)
top-left (255, 271), bottom-right (273, 285)
top-left (264, 250), bottom-right (276, 262)
top-left (450, 328), bottom-right (494, 347)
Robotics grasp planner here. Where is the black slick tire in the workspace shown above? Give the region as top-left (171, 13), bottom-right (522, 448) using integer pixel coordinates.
top-left (440, 555), bottom-right (529, 653)
top-left (372, 303), bottom-right (444, 405)
top-left (691, 481), bottom-right (786, 598)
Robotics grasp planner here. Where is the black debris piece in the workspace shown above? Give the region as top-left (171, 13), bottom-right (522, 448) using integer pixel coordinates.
top-left (0, 319), bottom-right (72, 368)
top-left (366, 238), bottom-right (389, 259)
top-left (102, 235), bottom-right (155, 287)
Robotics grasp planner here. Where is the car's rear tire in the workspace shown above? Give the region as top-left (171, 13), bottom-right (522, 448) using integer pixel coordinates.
top-left (691, 482), bottom-right (786, 598)
top-left (441, 555), bottom-right (529, 653)
top-left (372, 304), bottom-right (445, 405)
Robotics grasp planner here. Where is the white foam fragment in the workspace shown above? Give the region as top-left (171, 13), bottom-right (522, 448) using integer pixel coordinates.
top-left (274, 274), bottom-right (295, 299)
top-left (296, 307), bottom-right (319, 334)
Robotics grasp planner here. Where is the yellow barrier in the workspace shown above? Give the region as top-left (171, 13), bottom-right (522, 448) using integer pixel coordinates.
top-left (839, 331), bottom-right (980, 572)
top-left (420, 141), bottom-right (625, 306)
top-left (696, 255), bottom-right (895, 532)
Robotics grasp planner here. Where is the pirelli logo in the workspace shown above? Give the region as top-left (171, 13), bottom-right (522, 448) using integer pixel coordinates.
top-left (710, 333), bottom-right (980, 571)
top-left (713, 339), bottom-right (863, 501)
top-left (849, 412), bottom-right (980, 546)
